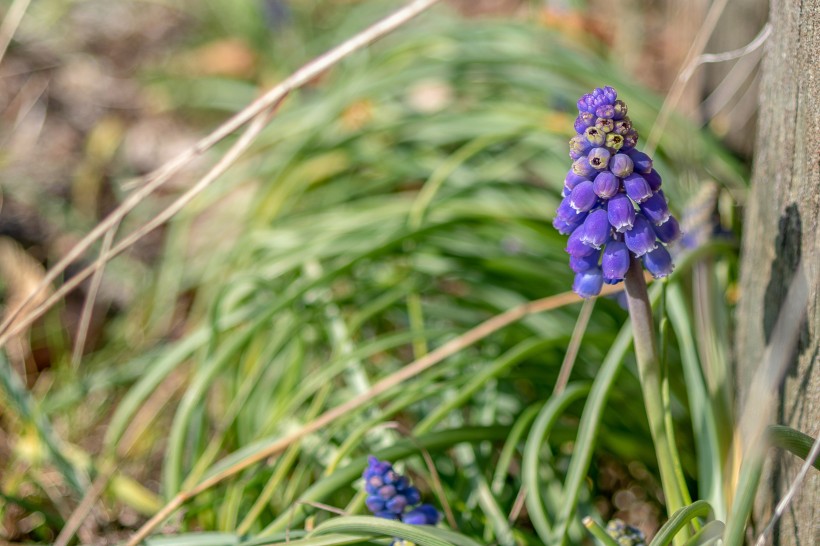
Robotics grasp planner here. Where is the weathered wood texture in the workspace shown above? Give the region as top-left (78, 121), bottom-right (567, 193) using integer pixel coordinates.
top-left (736, 1), bottom-right (819, 545)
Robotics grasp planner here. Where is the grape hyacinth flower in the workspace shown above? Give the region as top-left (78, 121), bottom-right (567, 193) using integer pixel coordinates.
top-left (553, 86), bottom-right (681, 298)
top-left (605, 519), bottom-right (647, 546)
top-left (363, 456), bottom-right (440, 526)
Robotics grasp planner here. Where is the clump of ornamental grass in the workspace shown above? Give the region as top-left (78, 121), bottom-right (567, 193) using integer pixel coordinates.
top-left (553, 86), bottom-right (681, 298)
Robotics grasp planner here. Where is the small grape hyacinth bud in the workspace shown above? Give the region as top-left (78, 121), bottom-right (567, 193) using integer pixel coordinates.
top-left (654, 216), bottom-right (682, 244)
top-left (609, 153), bottom-right (634, 178)
top-left (580, 209), bottom-right (611, 249)
top-left (613, 118), bottom-right (632, 135)
top-left (612, 99), bottom-right (628, 120)
top-left (573, 268), bottom-right (604, 298)
top-left (584, 126), bottom-right (606, 147)
top-left (644, 169), bottom-right (662, 192)
top-left (640, 191), bottom-right (671, 225)
top-left (607, 193), bottom-right (636, 233)
top-left (623, 129), bottom-right (639, 150)
top-left (602, 240), bottom-right (630, 282)
top-left (570, 135), bottom-right (592, 157)
top-left (593, 171), bottom-right (619, 199)
top-left (627, 149), bottom-right (653, 173)
top-left (556, 197), bottom-right (578, 221)
top-left (623, 173), bottom-right (653, 203)
top-left (595, 117), bottom-right (615, 133)
top-left (570, 252), bottom-right (600, 273)
top-left (572, 157), bottom-right (597, 178)
top-left (606, 132), bottom-right (624, 151)
top-left (566, 226), bottom-right (596, 257)
top-left (574, 112), bottom-right (595, 133)
top-left (624, 214), bottom-right (657, 256)
top-left (643, 244), bottom-right (674, 278)
top-left (554, 86), bottom-right (679, 296)
top-left (569, 180), bottom-right (597, 213)
top-left (606, 519), bottom-right (647, 546)
top-left (553, 213), bottom-right (586, 235)
top-left (588, 147), bottom-right (611, 170)
top-left (565, 171), bottom-right (589, 188)
top-left (596, 104), bottom-right (615, 119)
top-left (403, 505), bottom-right (440, 526)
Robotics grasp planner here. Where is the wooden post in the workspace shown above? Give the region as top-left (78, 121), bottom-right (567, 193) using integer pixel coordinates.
top-left (735, 2), bottom-right (819, 544)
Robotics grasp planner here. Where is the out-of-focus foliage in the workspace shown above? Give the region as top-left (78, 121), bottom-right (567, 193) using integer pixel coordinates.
top-left (0, 1), bottom-right (747, 544)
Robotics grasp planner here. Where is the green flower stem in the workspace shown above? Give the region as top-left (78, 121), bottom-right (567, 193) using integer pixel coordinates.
top-left (623, 257), bottom-right (687, 531)
top-left (582, 517), bottom-right (620, 546)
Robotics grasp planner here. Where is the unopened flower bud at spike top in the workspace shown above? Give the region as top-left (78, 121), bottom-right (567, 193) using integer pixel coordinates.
top-left (552, 86), bottom-right (681, 298)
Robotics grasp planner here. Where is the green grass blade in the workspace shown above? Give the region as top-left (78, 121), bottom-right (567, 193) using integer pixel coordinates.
top-left (649, 500), bottom-right (712, 546)
top-left (523, 382), bottom-right (591, 542)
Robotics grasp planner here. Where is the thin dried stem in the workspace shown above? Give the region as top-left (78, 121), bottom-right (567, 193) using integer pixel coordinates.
top-left (70, 224), bottom-right (118, 369)
top-left (553, 298), bottom-right (595, 396)
top-left (754, 433), bottom-right (820, 546)
top-left (645, 0), bottom-right (730, 156)
top-left (122, 284), bottom-right (627, 546)
top-left (0, 0), bottom-right (442, 349)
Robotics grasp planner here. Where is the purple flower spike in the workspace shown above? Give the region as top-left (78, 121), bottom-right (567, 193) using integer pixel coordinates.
top-left (580, 209), bottom-right (611, 249)
top-left (570, 251), bottom-right (600, 273)
top-left (644, 169), bottom-right (662, 192)
top-left (643, 245), bottom-right (674, 278)
top-left (640, 192), bottom-right (671, 225)
top-left (554, 86), bottom-right (678, 293)
top-left (608, 193), bottom-right (636, 233)
top-left (566, 226), bottom-right (596, 257)
top-left (593, 171), bottom-right (620, 199)
top-left (623, 173), bottom-right (653, 203)
top-left (572, 157), bottom-right (597, 178)
top-left (573, 268), bottom-right (604, 298)
top-left (654, 216), bottom-right (682, 244)
top-left (363, 456), bottom-right (439, 526)
top-left (627, 149), bottom-right (653, 173)
top-left (609, 153), bottom-right (634, 178)
top-left (569, 181), bottom-right (597, 213)
top-left (602, 240), bottom-right (630, 282)
top-left (624, 214), bottom-right (657, 257)
top-left (584, 126), bottom-right (606, 147)
top-left (588, 147), bottom-right (611, 171)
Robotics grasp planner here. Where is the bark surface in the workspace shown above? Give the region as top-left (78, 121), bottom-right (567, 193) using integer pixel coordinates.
top-left (736, 2), bottom-right (819, 545)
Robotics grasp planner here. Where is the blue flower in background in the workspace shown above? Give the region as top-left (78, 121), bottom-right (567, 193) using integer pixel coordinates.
top-left (363, 456), bottom-right (440, 526)
top-left (553, 87), bottom-right (681, 298)
top-left (606, 518), bottom-right (647, 546)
